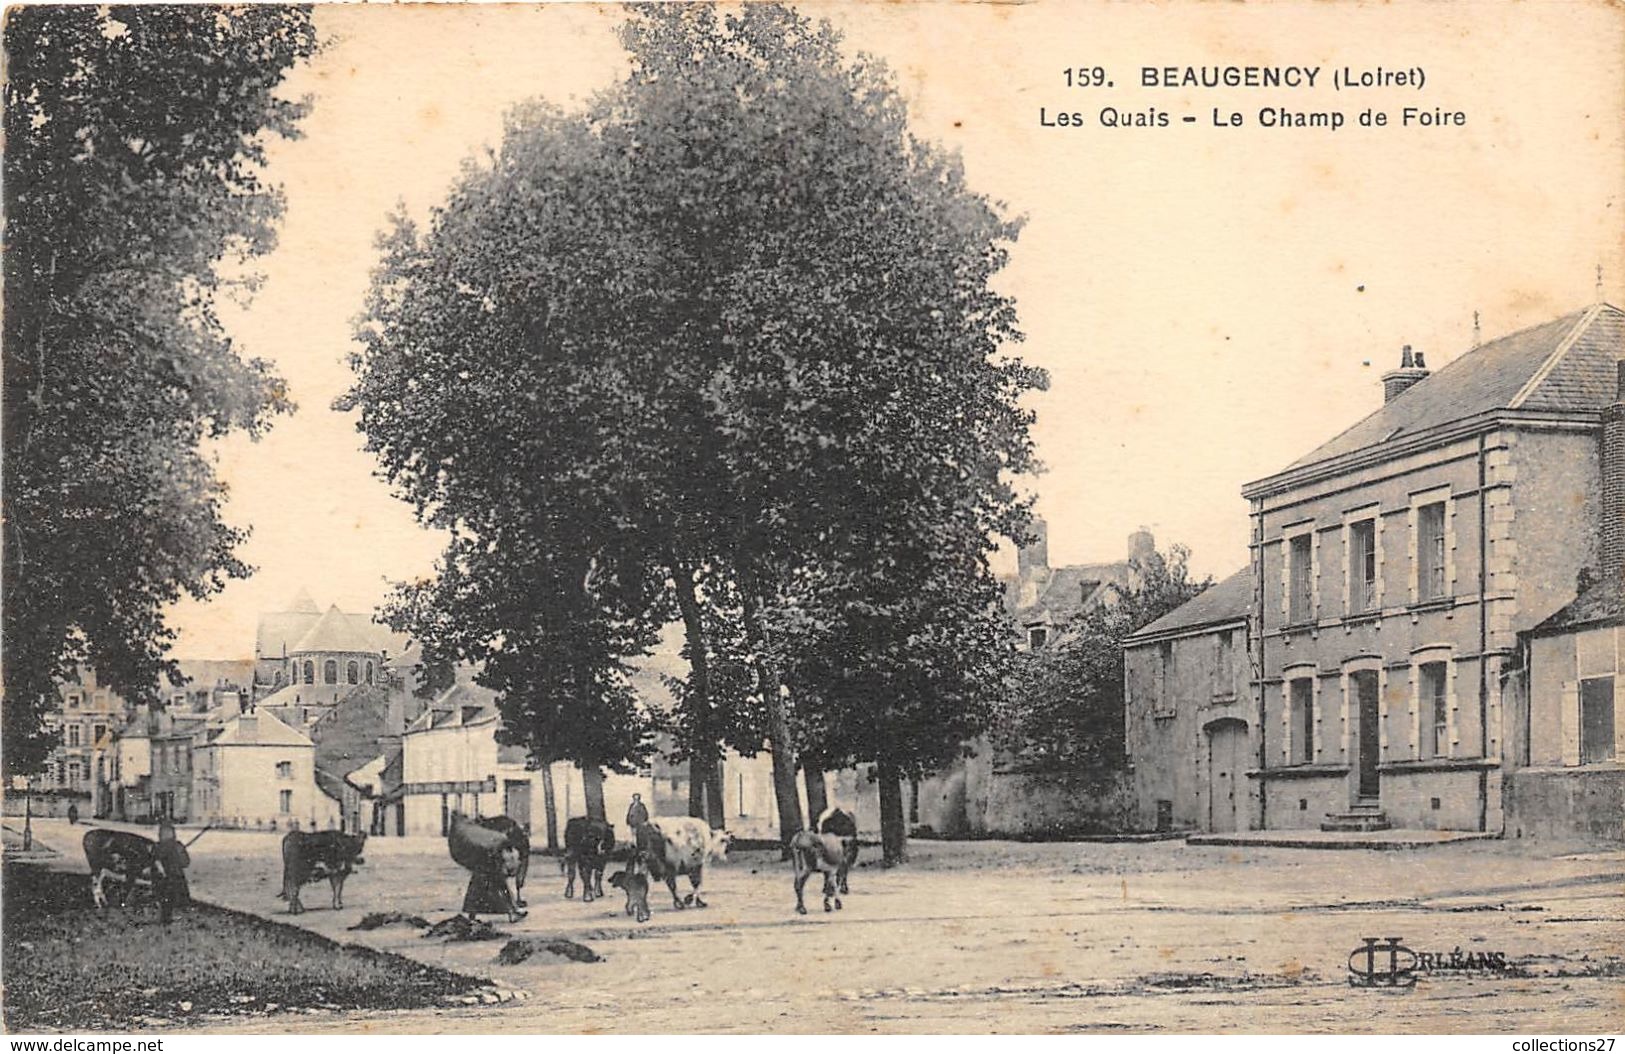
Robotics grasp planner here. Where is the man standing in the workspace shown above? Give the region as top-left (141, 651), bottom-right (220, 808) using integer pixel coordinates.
top-left (152, 822), bottom-right (191, 925)
top-left (625, 793), bottom-right (649, 831)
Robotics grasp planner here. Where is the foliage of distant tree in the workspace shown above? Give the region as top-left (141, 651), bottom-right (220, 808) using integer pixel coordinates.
top-left (343, 3), bottom-right (1044, 853)
top-left (1, 6), bottom-right (316, 778)
top-left (994, 545), bottom-right (1213, 775)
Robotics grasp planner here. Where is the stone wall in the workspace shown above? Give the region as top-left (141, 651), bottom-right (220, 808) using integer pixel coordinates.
top-left (1504, 767), bottom-right (1625, 842)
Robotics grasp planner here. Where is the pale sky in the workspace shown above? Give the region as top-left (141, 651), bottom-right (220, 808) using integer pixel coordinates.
top-left (167, 0), bottom-right (1625, 657)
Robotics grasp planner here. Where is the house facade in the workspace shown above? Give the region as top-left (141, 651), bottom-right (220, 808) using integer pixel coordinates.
top-left (193, 708), bottom-right (337, 829)
top-left (1123, 570), bottom-right (1253, 833)
top-left (1238, 304), bottom-right (1622, 833)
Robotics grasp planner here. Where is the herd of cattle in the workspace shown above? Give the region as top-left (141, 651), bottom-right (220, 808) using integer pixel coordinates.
top-left (80, 807), bottom-right (862, 923)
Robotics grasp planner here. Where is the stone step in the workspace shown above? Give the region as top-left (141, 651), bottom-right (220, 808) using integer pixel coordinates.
top-left (1320, 810), bottom-right (1393, 832)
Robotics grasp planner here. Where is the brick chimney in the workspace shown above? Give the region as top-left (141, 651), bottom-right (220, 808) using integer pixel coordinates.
top-left (1601, 360), bottom-right (1625, 584)
top-left (1382, 344), bottom-right (1431, 403)
top-left (1017, 517), bottom-right (1049, 578)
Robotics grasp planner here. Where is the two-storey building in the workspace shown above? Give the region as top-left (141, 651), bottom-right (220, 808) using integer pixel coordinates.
top-left (1242, 304), bottom-right (1623, 832)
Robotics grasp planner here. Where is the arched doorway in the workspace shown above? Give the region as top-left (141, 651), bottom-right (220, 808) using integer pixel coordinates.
top-left (1205, 718), bottom-right (1249, 833)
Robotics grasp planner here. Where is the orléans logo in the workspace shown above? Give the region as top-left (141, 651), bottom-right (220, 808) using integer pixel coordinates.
top-left (1348, 937), bottom-right (1417, 988)
top-left (1348, 937), bottom-right (1514, 987)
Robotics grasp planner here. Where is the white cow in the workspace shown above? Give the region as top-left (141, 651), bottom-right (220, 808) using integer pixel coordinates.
top-left (633, 816), bottom-right (732, 910)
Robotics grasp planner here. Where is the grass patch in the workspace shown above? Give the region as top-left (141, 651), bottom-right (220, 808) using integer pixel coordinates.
top-left (3, 864), bottom-right (490, 1032)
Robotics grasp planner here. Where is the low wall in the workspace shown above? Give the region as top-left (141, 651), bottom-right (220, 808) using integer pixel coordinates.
top-left (972, 768), bottom-right (1133, 838)
top-left (1504, 767), bottom-right (1625, 842)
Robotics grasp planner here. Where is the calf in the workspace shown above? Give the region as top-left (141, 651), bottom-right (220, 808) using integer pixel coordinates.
top-left (280, 830), bottom-right (367, 914)
top-left (816, 807), bottom-right (859, 895)
top-left (607, 865), bottom-right (652, 923)
top-left (562, 816), bottom-right (615, 903)
top-left (83, 829), bottom-right (157, 912)
top-left (635, 817), bottom-right (732, 910)
top-left (788, 829), bottom-right (848, 915)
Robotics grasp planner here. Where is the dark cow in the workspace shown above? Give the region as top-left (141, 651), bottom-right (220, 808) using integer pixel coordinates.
top-left (788, 829), bottom-right (848, 914)
top-left (280, 830), bottom-right (367, 914)
top-left (607, 866), bottom-right (651, 923)
top-left (816, 806), bottom-right (859, 895)
top-left (83, 829), bottom-right (157, 911)
top-left (562, 816), bottom-right (615, 903)
top-left (635, 817), bottom-right (732, 910)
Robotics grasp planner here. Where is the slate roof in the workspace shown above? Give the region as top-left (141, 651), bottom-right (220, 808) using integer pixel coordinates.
top-left (256, 595), bottom-right (410, 660)
top-left (293, 605), bottom-right (385, 655)
top-left (1279, 304), bottom-right (1624, 474)
top-left (309, 686), bottom-right (393, 780)
top-left (1126, 568), bottom-right (1253, 642)
top-left (174, 659), bottom-right (257, 690)
top-left (405, 680), bottom-right (502, 734)
top-left (208, 709), bottom-right (310, 748)
top-left (1528, 574), bottom-right (1625, 637)
top-left (1006, 561), bottom-right (1133, 625)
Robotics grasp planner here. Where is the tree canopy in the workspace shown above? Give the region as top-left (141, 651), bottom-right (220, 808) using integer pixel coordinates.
top-left (1, 5), bottom-right (316, 777)
top-left (343, 3), bottom-right (1045, 850)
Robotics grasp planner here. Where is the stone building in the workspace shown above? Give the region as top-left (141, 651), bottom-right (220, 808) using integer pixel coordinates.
top-left (193, 708), bottom-right (337, 829)
top-left (1123, 569), bottom-right (1253, 833)
top-left (1236, 303), bottom-right (1623, 833)
top-left (1500, 362), bottom-right (1625, 841)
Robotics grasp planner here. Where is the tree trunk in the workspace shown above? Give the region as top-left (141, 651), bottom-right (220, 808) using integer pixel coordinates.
top-left (581, 763), bottom-right (607, 822)
top-left (688, 754), bottom-right (714, 823)
top-left (539, 765), bottom-right (559, 851)
top-left (803, 765), bottom-right (829, 822)
top-left (673, 561), bottom-right (725, 829)
top-left (705, 764), bottom-right (725, 829)
top-left (877, 761), bottom-right (908, 866)
top-left (741, 587), bottom-right (804, 848)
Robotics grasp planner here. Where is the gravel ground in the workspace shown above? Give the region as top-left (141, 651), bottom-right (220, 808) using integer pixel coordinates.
top-left (21, 819), bottom-right (1625, 1034)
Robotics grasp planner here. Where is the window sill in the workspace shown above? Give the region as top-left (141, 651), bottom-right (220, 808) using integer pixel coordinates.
top-left (1250, 764), bottom-right (1349, 779)
top-left (1378, 757), bottom-right (1498, 774)
top-left (1409, 597), bottom-right (1454, 615)
top-left (1151, 711), bottom-right (1177, 723)
top-left (1343, 610), bottom-right (1382, 627)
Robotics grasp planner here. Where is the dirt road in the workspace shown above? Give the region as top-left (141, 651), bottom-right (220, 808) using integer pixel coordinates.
top-left (28, 820), bottom-right (1625, 1033)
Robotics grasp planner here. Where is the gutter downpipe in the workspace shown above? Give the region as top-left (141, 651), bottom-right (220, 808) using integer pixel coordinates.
top-left (1255, 503), bottom-right (1268, 832)
top-left (1478, 431), bottom-right (1490, 833)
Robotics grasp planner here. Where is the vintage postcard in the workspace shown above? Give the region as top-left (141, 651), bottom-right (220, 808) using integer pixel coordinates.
top-left (2, 0), bottom-right (1622, 1039)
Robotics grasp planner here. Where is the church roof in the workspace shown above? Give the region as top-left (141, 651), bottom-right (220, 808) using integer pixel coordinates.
top-left (287, 588), bottom-right (320, 614)
top-left (1260, 304), bottom-right (1624, 483)
top-left (293, 605), bottom-right (385, 656)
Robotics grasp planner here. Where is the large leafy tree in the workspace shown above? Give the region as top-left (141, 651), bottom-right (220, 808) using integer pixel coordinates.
top-left (611, 4), bottom-right (1044, 853)
top-left (344, 3), bottom-right (1044, 848)
top-left (995, 544), bottom-right (1213, 775)
top-left (1, 6), bottom-right (316, 777)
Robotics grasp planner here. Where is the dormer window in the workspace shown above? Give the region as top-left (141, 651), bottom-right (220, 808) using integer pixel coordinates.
top-left (1028, 626), bottom-right (1048, 649)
